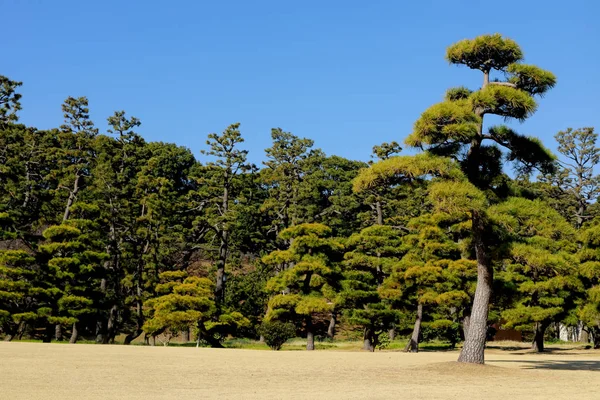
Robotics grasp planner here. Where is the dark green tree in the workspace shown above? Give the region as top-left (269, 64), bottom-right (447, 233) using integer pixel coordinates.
top-left (492, 198), bottom-right (580, 351)
top-left (341, 225), bottom-right (404, 351)
top-left (199, 123), bottom-right (253, 303)
top-left (0, 75), bottom-right (22, 125)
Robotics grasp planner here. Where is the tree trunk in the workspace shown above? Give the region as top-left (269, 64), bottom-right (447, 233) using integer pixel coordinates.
top-left (103, 305), bottom-right (118, 344)
top-left (95, 319), bottom-right (105, 343)
top-left (327, 312), bottom-right (337, 340)
top-left (532, 322), bottom-right (548, 352)
top-left (458, 213), bottom-right (491, 364)
top-left (43, 324), bottom-right (53, 343)
top-left (63, 173), bottom-right (81, 222)
top-left (55, 324), bottom-right (63, 341)
top-left (16, 321), bottom-right (26, 340)
top-left (215, 231), bottom-right (229, 304)
top-left (388, 327), bottom-right (396, 341)
top-left (182, 328), bottom-right (190, 343)
top-left (461, 315), bottom-right (471, 340)
top-left (306, 317), bottom-right (315, 351)
top-left (592, 327), bottom-right (600, 349)
top-left (259, 335), bottom-right (265, 343)
top-left (375, 200), bottom-right (383, 225)
top-left (124, 328), bottom-right (143, 345)
top-left (404, 303), bottom-right (423, 353)
top-left (363, 327), bottom-right (374, 352)
top-left (581, 327), bottom-right (590, 343)
top-left (69, 322), bottom-right (78, 344)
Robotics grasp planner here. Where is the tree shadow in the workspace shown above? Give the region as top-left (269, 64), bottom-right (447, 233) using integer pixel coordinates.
top-left (486, 344), bottom-right (592, 353)
top-left (491, 359), bottom-right (600, 371)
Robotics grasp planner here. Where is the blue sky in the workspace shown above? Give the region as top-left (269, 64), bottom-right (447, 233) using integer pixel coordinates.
top-left (4, 0), bottom-right (599, 165)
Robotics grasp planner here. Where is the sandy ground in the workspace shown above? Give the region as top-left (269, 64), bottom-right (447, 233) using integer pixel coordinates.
top-left (1, 342), bottom-right (599, 399)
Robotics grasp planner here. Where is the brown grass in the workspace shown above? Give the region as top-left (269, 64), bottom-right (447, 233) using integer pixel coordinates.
top-left (1, 342), bottom-right (599, 399)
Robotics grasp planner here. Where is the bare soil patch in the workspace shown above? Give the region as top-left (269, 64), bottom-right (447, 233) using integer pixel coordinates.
top-left (1, 342), bottom-right (599, 399)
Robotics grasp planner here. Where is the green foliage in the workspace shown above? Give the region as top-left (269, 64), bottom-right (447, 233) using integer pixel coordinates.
top-left (506, 64), bottom-right (556, 96)
top-left (491, 198), bottom-right (580, 334)
top-left (264, 223), bottom-right (342, 345)
top-left (445, 33), bottom-right (523, 71)
top-left (259, 321), bottom-right (296, 350)
top-left (0, 75), bottom-right (23, 125)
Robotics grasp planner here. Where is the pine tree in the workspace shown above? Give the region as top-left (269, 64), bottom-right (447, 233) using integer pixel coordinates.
top-left (143, 271), bottom-right (249, 347)
top-left (0, 247), bottom-right (39, 341)
top-left (381, 212), bottom-right (475, 352)
top-left (361, 34), bottom-right (556, 363)
top-left (492, 198), bottom-right (580, 351)
top-left (577, 220), bottom-right (600, 347)
top-left (263, 223), bottom-right (343, 350)
top-left (37, 217), bottom-right (106, 343)
top-left (0, 75), bottom-right (22, 126)
top-left (199, 123), bottom-right (253, 303)
top-left (341, 225), bottom-right (404, 351)
top-left (261, 128), bottom-right (316, 238)
top-left (90, 111), bottom-right (146, 343)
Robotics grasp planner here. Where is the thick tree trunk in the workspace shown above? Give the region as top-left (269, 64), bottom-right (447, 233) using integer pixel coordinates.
top-left (593, 327), bottom-right (600, 349)
top-left (69, 322), bottom-right (78, 344)
top-left (458, 213), bottom-right (491, 364)
top-left (462, 315), bottom-right (471, 340)
top-left (16, 321), bottom-right (26, 340)
top-left (580, 327), bottom-right (590, 344)
top-left (306, 317), bottom-right (315, 351)
top-left (388, 328), bottom-right (396, 341)
top-left (327, 312), bottom-right (337, 340)
top-left (55, 324), bottom-right (63, 341)
top-left (103, 305), bottom-right (118, 344)
top-left (182, 328), bottom-right (190, 343)
top-left (124, 328), bottom-right (143, 345)
top-left (532, 322), bottom-right (548, 352)
top-left (405, 303), bottom-right (423, 353)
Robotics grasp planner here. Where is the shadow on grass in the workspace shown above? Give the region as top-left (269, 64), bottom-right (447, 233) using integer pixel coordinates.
top-left (492, 359), bottom-right (600, 371)
top-left (486, 344), bottom-right (593, 353)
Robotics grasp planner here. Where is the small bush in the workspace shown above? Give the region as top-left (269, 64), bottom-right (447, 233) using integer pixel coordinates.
top-left (259, 321), bottom-right (296, 350)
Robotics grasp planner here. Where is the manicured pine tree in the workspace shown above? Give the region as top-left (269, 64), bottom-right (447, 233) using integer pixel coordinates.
top-left (0, 214), bottom-right (40, 340)
top-left (492, 198), bottom-right (580, 351)
top-left (37, 215), bottom-right (107, 343)
top-left (143, 271), bottom-right (249, 347)
top-left (263, 223), bottom-right (343, 350)
top-left (380, 212), bottom-right (474, 352)
top-left (362, 34), bottom-right (556, 363)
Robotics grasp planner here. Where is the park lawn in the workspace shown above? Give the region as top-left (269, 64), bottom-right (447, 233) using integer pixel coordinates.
top-left (1, 341), bottom-right (599, 399)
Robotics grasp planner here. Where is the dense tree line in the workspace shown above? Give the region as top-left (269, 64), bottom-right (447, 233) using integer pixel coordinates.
top-left (1, 34), bottom-right (599, 365)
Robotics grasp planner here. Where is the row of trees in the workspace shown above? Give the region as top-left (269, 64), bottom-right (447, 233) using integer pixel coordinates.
top-left (1, 34), bottom-right (599, 364)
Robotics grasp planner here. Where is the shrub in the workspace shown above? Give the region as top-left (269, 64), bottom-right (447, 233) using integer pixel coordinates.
top-left (259, 321), bottom-right (296, 350)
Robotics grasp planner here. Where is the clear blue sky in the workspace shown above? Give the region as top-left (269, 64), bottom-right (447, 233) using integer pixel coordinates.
top-left (4, 0), bottom-right (599, 165)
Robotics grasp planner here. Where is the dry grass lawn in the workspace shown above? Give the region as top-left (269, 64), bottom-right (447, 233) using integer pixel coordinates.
top-left (1, 342), bottom-right (599, 399)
